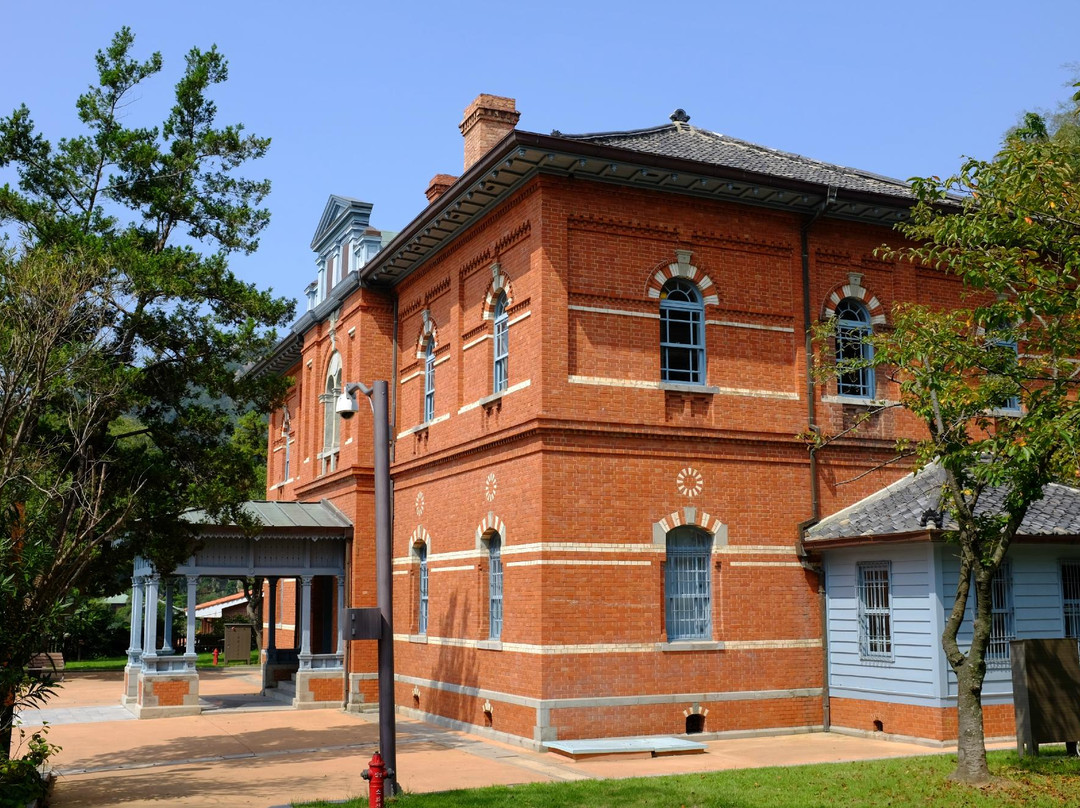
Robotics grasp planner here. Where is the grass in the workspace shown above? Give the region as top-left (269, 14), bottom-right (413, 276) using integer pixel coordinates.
top-left (63, 650), bottom-right (260, 671)
top-left (296, 748), bottom-right (1080, 808)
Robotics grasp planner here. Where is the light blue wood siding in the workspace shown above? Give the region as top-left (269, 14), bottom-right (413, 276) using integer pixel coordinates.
top-left (941, 545), bottom-right (1078, 702)
top-left (825, 544), bottom-right (941, 704)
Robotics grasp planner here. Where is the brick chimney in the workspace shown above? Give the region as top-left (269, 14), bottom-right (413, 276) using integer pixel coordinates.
top-left (425, 173), bottom-right (458, 204)
top-left (460, 94), bottom-right (520, 171)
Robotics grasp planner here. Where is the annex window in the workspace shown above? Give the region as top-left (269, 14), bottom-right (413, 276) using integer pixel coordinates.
top-left (1062, 561), bottom-right (1080, 641)
top-left (423, 338), bottom-right (436, 423)
top-left (857, 561), bottom-right (893, 661)
top-left (659, 278), bottom-right (705, 385)
top-left (487, 533), bottom-right (503, 640)
top-left (493, 293), bottom-right (509, 393)
top-left (665, 527), bottom-right (712, 641)
top-left (417, 543), bottom-right (429, 635)
top-left (986, 562), bottom-right (1015, 668)
top-left (320, 352), bottom-right (343, 475)
top-left (835, 297), bottom-right (874, 399)
top-left (987, 332), bottom-right (1021, 413)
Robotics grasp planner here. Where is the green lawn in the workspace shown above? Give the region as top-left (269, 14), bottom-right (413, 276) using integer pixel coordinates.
top-left (297, 748), bottom-right (1080, 808)
top-left (64, 650), bottom-right (259, 671)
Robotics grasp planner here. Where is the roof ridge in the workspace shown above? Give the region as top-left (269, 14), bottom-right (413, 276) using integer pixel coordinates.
top-left (808, 462), bottom-right (942, 535)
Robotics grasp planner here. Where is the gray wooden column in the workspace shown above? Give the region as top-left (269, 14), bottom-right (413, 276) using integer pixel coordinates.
top-left (127, 576), bottom-right (144, 666)
top-left (143, 574), bottom-right (160, 658)
top-left (266, 577), bottom-right (278, 654)
top-left (162, 578), bottom-right (175, 654)
top-left (299, 575), bottom-right (313, 669)
top-left (336, 574), bottom-right (346, 657)
top-left (185, 575), bottom-right (198, 658)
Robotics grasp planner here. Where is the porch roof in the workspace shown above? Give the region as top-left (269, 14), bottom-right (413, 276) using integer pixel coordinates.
top-left (804, 463), bottom-right (1080, 549)
top-left (182, 500), bottom-right (352, 539)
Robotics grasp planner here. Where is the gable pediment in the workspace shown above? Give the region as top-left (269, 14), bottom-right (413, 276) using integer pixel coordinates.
top-left (311, 194), bottom-right (373, 251)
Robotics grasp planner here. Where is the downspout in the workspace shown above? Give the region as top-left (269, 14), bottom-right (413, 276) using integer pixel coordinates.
top-left (798, 185), bottom-right (835, 732)
top-left (390, 294), bottom-right (399, 463)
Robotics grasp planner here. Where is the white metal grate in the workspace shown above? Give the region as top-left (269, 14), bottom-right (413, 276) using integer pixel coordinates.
top-left (665, 527), bottom-right (712, 641)
top-left (857, 561), bottom-right (892, 660)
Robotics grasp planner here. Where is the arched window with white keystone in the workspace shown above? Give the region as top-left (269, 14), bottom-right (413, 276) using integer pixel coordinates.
top-left (320, 352), bottom-right (343, 474)
top-left (423, 337), bottom-right (436, 423)
top-left (660, 278), bottom-right (705, 385)
top-left (665, 526), bottom-right (712, 640)
top-left (417, 542), bottom-right (429, 635)
top-left (487, 532), bottom-right (503, 640)
top-left (835, 297), bottom-right (875, 399)
top-left (493, 293), bottom-right (509, 393)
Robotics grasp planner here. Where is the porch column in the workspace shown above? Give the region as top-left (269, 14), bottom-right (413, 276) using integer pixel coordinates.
top-left (336, 574), bottom-right (346, 656)
top-left (162, 578), bottom-right (175, 654)
top-left (127, 576), bottom-right (144, 666)
top-left (299, 574), bottom-right (313, 670)
top-left (266, 577), bottom-right (278, 655)
top-left (185, 575), bottom-right (198, 660)
top-left (143, 574), bottom-right (160, 658)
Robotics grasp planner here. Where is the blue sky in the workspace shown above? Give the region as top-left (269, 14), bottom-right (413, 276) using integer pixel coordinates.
top-left (2, 1), bottom-right (1078, 315)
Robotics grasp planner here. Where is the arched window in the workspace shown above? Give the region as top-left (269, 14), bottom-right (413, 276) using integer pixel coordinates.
top-left (320, 353), bottom-right (343, 474)
top-left (493, 293), bottom-right (509, 393)
top-left (487, 533), bottom-right (503, 640)
top-left (660, 278), bottom-right (705, 385)
top-left (417, 543), bottom-right (429, 635)
top-left (423, 337), bottom-right (436, 423)
top-left (665, 526), bottom-right (711, 641)
top-left (835, 298), bottom-right (874, 399)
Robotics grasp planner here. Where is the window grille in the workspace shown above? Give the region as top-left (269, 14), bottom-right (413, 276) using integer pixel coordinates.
top-left (665, 527), bottom-right (711, 640)
top-left (493, 294), bottom-right (509, 393)
top-left (986, 562), bottom-right (1015, 667)
top-left (488, 534), bottom-right (503, 640)
top-left (283, 434), bottom-right (292, 482)
top-left (659, 279), bottom-right (705, 385)
top-left (1062, 561), bottom-right (1080, 640)
top-left (424, 339), bottom-right (436, 423)
top-left (835, 298), bottom-right (874, 398)
top-left (418, 544), bottom-right (429, 635)
top-left (988, 336), bottom-right (1021, 412)
top-left (857, 562), bottom-right (893, 660)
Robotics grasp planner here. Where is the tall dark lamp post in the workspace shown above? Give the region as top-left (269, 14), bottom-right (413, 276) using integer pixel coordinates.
top-left (338, 380), bottom-right (397, 796)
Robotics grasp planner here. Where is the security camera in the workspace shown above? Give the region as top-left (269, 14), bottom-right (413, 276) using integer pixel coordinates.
top-left (336, 391), bottom-right (360, 419)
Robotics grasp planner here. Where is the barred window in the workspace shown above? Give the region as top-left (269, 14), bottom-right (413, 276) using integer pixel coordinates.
top-left (488, 533), bottom-right (503, 640)
top-left (986, 562), bottom-right (1015, 668)
top-left (493, 293), bottom-right (509, 393)
top-left (423, 338), bottom-right (436, 423)
top-left (835, 298), bottom-right (874, 399)
top-left (857, 562), bottom-right (893, 661)
top-left (1062, 561), bottom-right (1080, 640)
top-left (417, 544), bottom-right (429, 635)
top-left (320, 352), bottom-right (343, 475)
top-left (660, 279), bottom-right (705, 385)
top-left (665, 527), bottom-right (712, 641)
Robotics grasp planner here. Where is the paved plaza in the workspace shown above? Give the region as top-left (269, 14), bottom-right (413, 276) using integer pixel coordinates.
top-left (13, 669), bottom-right (1010, 808)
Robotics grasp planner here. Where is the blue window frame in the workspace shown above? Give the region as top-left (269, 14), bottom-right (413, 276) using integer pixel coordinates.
top-left (660, 279), bottom-right (705, 385)
top-left (835, 298), bottom-right (874, 399)
top-left (493, 294), bottom-right (509, 393)
top-left (488, 533), bottom-right (503, 640)
top-left (665, 527), bottom-right (711, 640)
top-left (986, 562), bottom-right (1015, 667)
top-left (1064, 561), bottom-right (1080, 656)
top-left (988, 335), bottom-right (1021, 413)
top-left (423, 338), bottom-right (436, 423)
top-left (857, 561), bottom-right (893, 660)
top-left (418, 544), bottom-right (429, 635)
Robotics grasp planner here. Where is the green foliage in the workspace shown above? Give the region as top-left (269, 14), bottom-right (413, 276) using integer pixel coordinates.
top-left (816, 84), bottom-right (1080, 782)
top-left (0, 28), bottom-right (292, 756)
top-left (0, 726), bottom-right (59, 808)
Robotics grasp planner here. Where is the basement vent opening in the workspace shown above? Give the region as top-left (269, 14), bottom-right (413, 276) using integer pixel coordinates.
top-left (484, 709), bottom-right (493, 728)
top-left (412, 694), bottom-right (420, 710)
top-left (686, 714), bottom-right (705, 734)
top-left (873, 720), bottom-right (884, 733)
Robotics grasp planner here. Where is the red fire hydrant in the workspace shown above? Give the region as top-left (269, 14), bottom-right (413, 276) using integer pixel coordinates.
top-left (361, 750), bottom-right (393, 808)
top-left (212, 648), bottom-right (219, 666)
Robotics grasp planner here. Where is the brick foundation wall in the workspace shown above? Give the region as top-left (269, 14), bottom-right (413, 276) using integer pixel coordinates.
top-left (830, 697), bottom-right (1015, 741)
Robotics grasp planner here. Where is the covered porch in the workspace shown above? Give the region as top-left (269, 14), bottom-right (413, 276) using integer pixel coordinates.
top-left (122, 500), bottom-right (352, 718)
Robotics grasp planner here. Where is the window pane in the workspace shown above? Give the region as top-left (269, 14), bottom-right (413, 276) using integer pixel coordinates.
top-left (986, 563), bottom-right (1014, 667)
top-left (488, 534), bottom-right (503, 640)
top-left (858, 562), bottom-right (892, 660)
top-left (665, 528), bottom-right (711, 640)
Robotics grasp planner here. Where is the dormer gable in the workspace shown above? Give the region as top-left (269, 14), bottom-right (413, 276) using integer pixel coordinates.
top-left (311, 195), bottom-right (373, 252)
top-left (307, 195), bottom-right (389, 310)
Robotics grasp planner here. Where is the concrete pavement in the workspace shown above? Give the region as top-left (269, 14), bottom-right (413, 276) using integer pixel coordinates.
top-left (11, 669), bottom-right (1007, 807)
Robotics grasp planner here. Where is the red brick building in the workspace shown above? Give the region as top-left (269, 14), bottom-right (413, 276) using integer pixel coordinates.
top-left (249, 95), bottom-right (958, 746)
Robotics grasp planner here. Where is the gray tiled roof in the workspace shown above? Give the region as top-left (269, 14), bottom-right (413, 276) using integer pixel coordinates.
top-left (183, 500), bottom-right (352, 532)
top-left (560, 122), bottom-right (913, 199)
top-left (805, 463), bottom-right (1080, 542)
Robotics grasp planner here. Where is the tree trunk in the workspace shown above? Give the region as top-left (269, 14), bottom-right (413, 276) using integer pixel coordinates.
top-left (1, 700), bottom-right (12, 761)
top-left (951, 662), bottom-right (992, 784)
